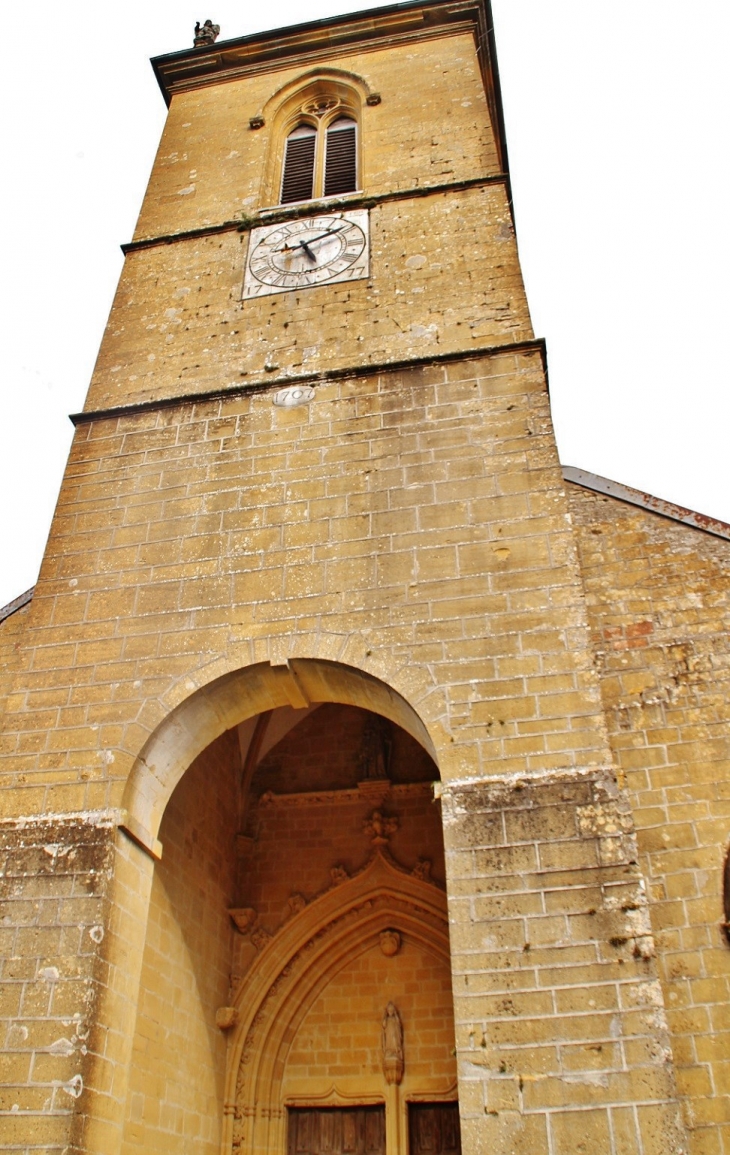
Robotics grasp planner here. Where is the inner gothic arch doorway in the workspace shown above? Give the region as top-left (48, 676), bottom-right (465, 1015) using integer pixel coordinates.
top-left (119, 674), bottom-right (460, 1155)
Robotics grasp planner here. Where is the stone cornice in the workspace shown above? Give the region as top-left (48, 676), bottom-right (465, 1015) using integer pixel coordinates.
top-left (256, 779), bottom-right (435, 809)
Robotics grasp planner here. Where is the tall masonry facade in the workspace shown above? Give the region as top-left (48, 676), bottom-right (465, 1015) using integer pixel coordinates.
top-left (1, 3), bottom-right (729, 1154)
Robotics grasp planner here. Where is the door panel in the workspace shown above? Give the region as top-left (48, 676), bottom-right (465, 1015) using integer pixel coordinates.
top-left (408, 1103), bottom-right (461, 1155)
top-left (289, 1107), bottom-right (386, 1155)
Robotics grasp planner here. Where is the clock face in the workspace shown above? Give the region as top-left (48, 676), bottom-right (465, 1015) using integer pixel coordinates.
top-left (243, 209), bottom-right (369, 299)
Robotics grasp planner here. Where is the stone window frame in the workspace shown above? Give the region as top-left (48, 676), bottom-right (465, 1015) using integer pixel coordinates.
top-left (258, 70), bottom-right (373, 209)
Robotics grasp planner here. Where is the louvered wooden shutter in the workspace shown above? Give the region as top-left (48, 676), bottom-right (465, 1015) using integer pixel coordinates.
top-left (280, 125), bottom-right (316, 205)
top-left (324, 117), bottom-right (357, 197)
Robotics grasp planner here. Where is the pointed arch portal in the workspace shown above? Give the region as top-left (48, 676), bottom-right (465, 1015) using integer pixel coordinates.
top-left (225, 848), bottom-right (454, 1155)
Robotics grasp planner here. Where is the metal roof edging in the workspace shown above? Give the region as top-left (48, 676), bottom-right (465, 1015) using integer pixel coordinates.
top-left (0, 587), bottom-right (34, 625)
top-left (562, 466), bottom-right (730, 542)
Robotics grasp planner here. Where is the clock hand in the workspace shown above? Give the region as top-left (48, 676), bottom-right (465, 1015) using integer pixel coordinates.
top-left (300, 225), bottom-right (346, 246)
top-left (275, 225), bottom-right (346, 254)
top-left (276, 239), bottom-right (317, 262)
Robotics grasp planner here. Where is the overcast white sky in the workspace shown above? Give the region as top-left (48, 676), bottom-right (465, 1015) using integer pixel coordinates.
top-left (0, 1), bottom-right (728, 609)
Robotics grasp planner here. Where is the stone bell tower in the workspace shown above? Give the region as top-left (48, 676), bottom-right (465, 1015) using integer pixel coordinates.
top-left (0, 4), bottom-right (691, 1155)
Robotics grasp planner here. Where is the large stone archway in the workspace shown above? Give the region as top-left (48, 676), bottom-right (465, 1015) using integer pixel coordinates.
top-left (112, 660), bottom-right (452, 1155)
top-left (120, 659), bottom-right (440, 858)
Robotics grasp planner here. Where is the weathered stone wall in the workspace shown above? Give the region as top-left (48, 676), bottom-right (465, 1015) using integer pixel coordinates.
top-left (0, 5), bottom-right (715, 1152)
top-left (443, 770), bottom-right (687, 1155)
top-left (0, 350), bottom-right (610, 819)
top-left (0, 603), bottom-right (31, 728)
top-left (120, 730), bottom-right (239, 1155)
top-left (86, 185), bottom-right (526, 412)
top-left (0, 814), bottom-right (115, 1154)
top-left (568, 483), bottom-right (730, 1155)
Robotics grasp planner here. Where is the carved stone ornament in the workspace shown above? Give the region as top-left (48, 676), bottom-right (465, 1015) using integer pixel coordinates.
top-left (364, 809), bottom-right (398, 847)
top-left (379, 929), bottom-right (401, 957)
top-left (193, 19), bottom-right (220, 47)
top-left (250, 926), bottom-right (272, 951)
top-left (411, 858), bottom-right (432, 882)
top-left (249, 115), bottom-right (265, 130)
top-left (381, 1001), bottom-right (404, 1085)
top-left (285, 893), bottom-right (307, 919)
top-left (366, 93), bottom-right (382, 106)
top-left (230, 855), bottom-right (448, 1140)
top-left (229, 907), bottom-right (257, 935)
top-left (330, 864), bottom-right (349, 886)
top-left (216, 1006), bottom-right (239, 1031)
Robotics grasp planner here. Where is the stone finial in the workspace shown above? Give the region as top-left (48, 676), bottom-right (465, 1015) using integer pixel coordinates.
top-left (411, 858), bottom-right (432, 881)
top-left (364, 809), bottom-right (398, 847)
top-left (330, 864), bottom-right (349, 886)
top-left (382, 1002), bottom-right (404, 1084)
top-left (194, 19), bottom-right (220, 47)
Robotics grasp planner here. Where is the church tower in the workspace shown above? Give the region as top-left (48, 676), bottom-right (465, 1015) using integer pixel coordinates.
top-left (0, 4), bottom-right (697, 1154)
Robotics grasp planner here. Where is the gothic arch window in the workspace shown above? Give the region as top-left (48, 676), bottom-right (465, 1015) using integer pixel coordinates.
top-left (278, 96), bottom-right (360, 205)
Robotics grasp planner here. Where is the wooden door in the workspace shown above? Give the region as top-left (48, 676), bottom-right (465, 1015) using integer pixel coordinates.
top-left (408, 1103), bottom-right (461, 1155)
top-left (288, 1106), bottom-right (386, 1155)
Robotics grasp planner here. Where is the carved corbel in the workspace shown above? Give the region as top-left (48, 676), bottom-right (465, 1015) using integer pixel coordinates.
top-left (228, 907), bottom-right (257, 934)
top-left (379, 929), bottom-right (401, 957)
top-left (216, 1006), bottom-right (239, 1031)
